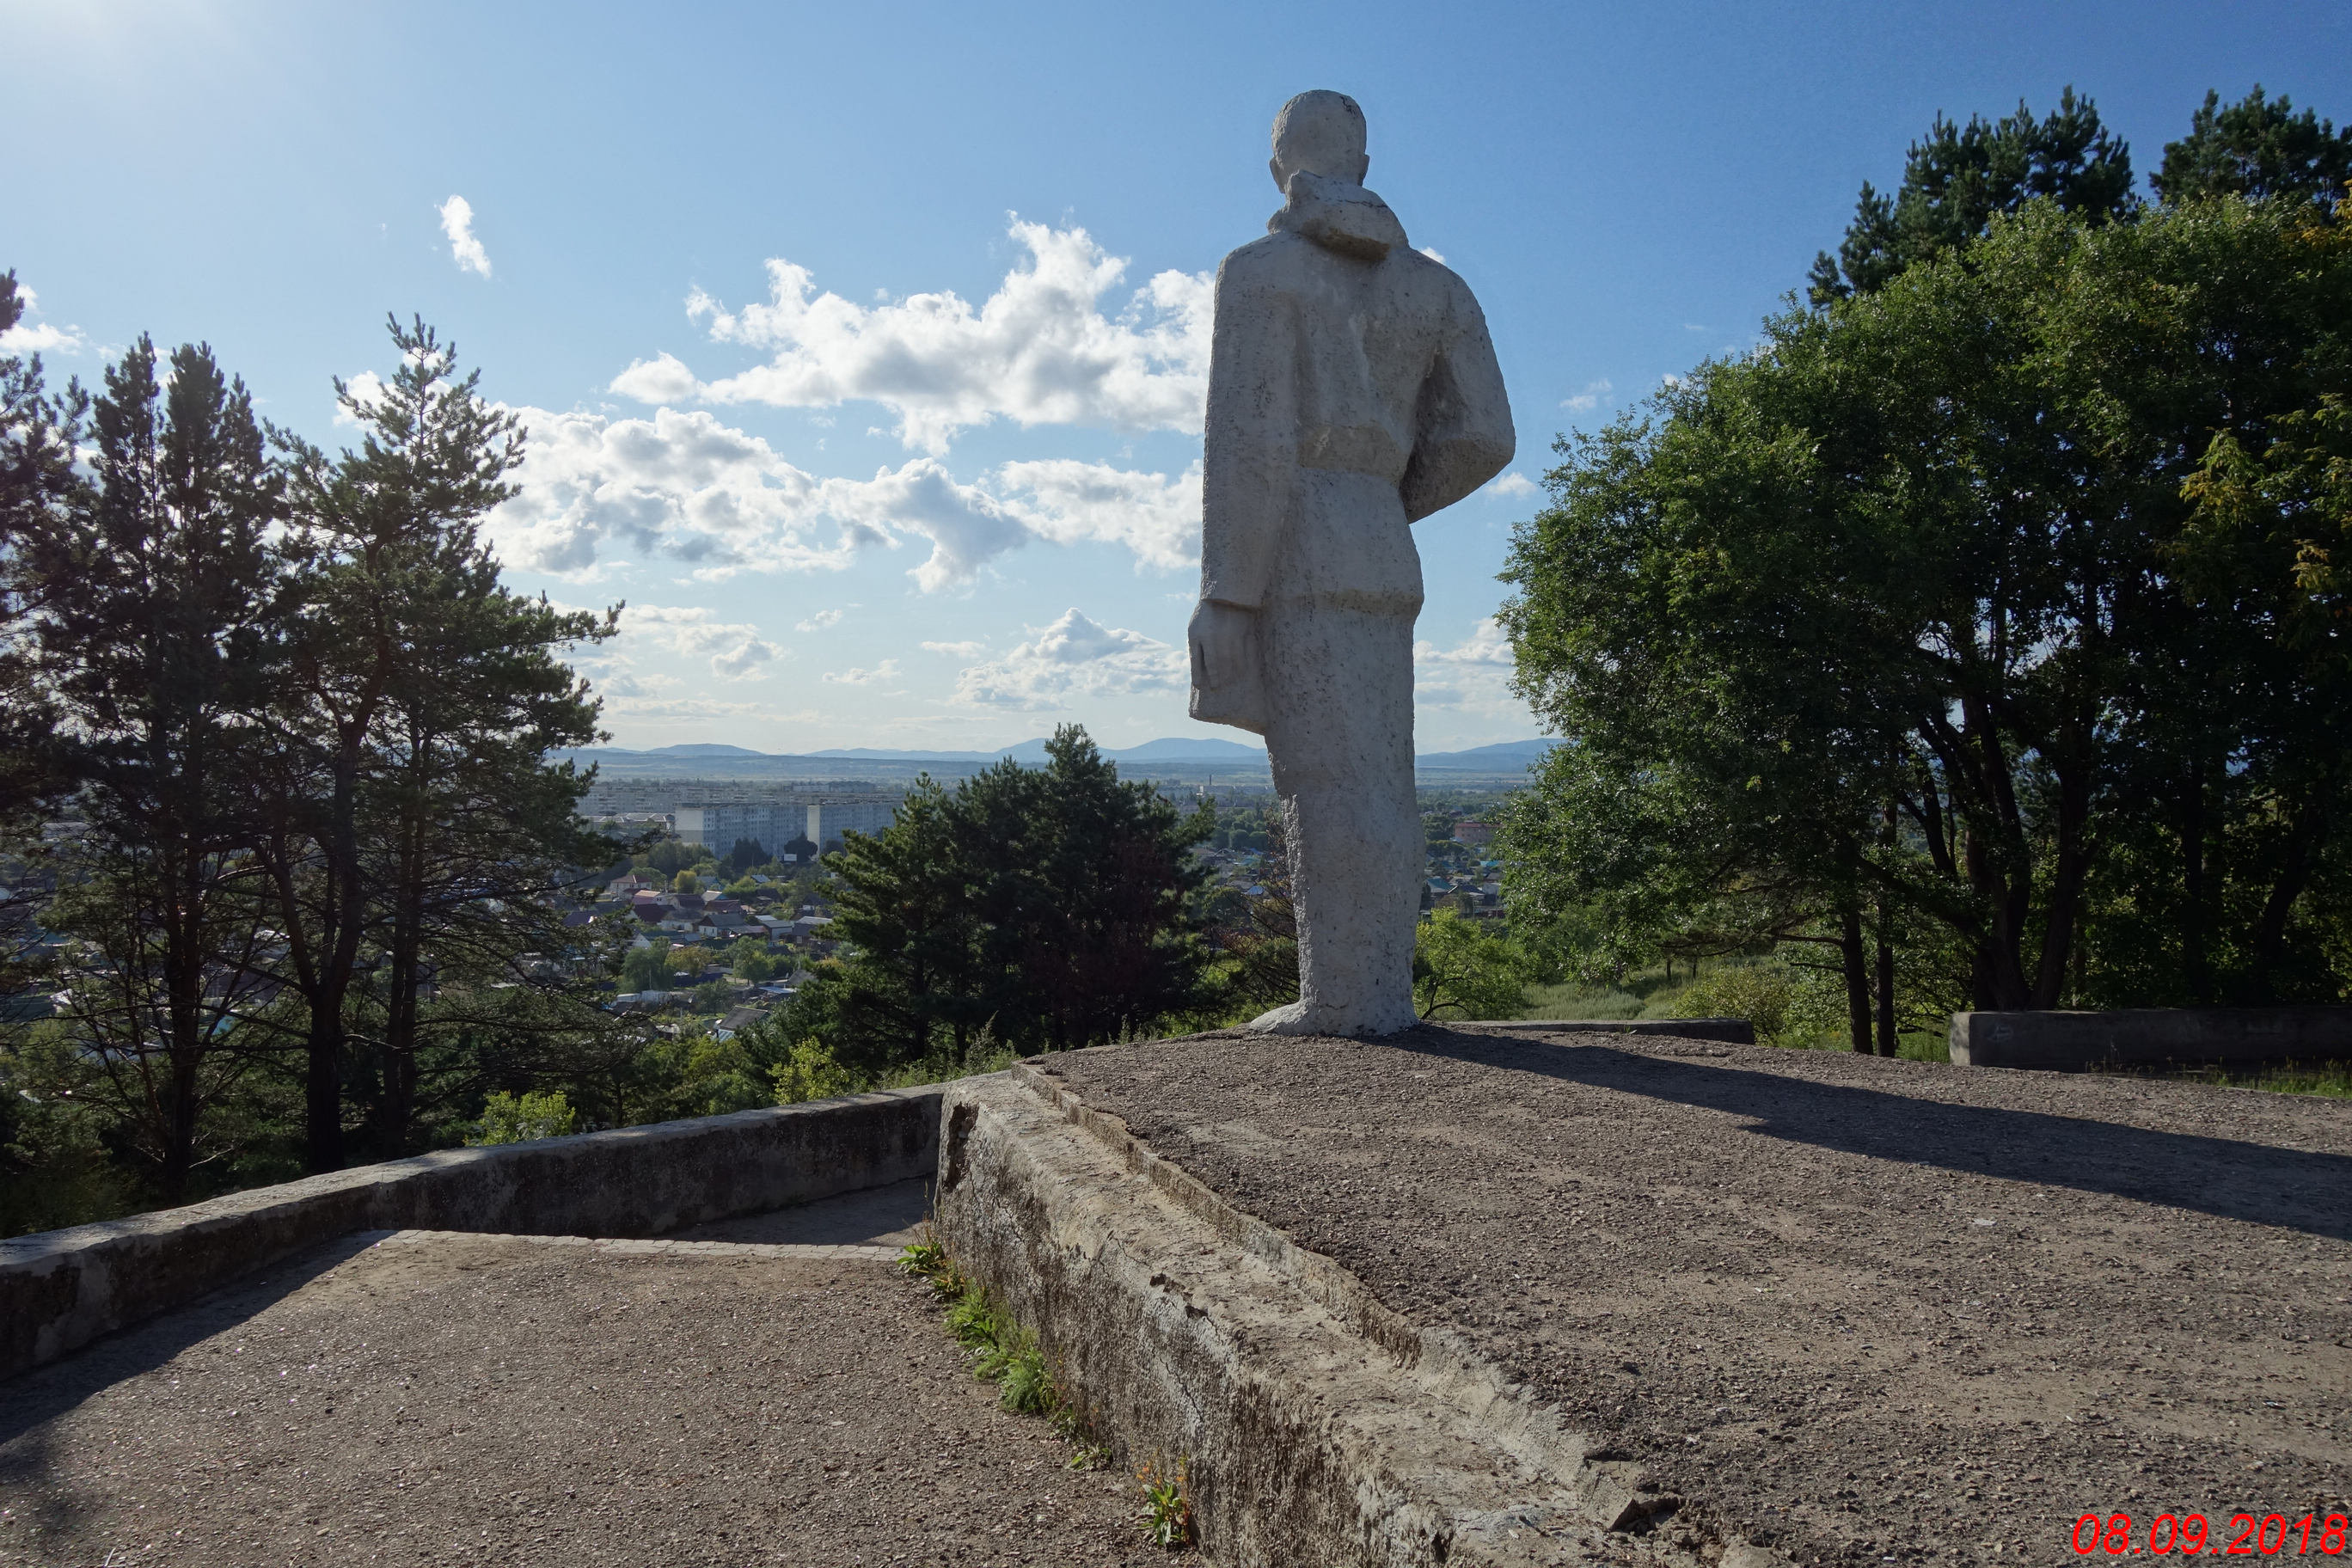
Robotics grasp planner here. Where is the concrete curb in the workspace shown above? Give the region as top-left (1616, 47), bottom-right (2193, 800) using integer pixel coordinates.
top-left (933, 1065), bottom-right (1785, 1568)
top-left (367, 1228), bottom-right (905, 1263)
top-left (1951, 1007), bottom-right (2352, 1069)
top-left (0, 1087), bottom-right (940, 1381)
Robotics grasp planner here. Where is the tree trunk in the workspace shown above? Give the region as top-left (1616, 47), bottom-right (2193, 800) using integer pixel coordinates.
top-left (2251, 793), bottom-right (2329, 1002)
top-left (1841, 906), bottom-right (1871, 1052)
top-left (1874, 907), bottom-right (1897, 1056)
top-left (2181, 759), bottom-right (2208, 1004)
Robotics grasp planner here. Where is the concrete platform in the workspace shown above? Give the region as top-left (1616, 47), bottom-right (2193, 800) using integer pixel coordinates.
top-left (1008, 1025), bottom-right (2352, 1568)
top-left (0, 1228), bottom-right (1157, 1567)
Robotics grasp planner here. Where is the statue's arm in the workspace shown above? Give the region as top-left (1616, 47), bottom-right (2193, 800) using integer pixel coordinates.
top-left (1197, 256), bottom-right (1295, 609)
top-left (1400, 289), bottom-right (1515, 524)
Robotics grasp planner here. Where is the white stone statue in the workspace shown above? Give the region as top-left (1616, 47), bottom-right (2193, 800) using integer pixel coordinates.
top-left (1188, 90), bottom-right (1516, 1037)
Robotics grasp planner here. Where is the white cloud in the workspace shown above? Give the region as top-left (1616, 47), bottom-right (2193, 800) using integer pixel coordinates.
top-left (1418, 246), bottom-right (1448, 264)
top-left (1561, 378), bottom-right (1613, 413)
top-left (607, 351), bottom-right (698, 403)
top-left (994, 457), bottom-right (1201, 573)
top-left (921, 640), bottom-right (986, 656)
top-left (493, 404), bottom-right (1197, 589)
top-left (620, 603), bottom-right (784, 679)
top-left (824, 660), bottom-right (901, 687)
top-left (1413, 617), bottom-right (1527, 720)
top-left (491, 405), bottom-right (860, 579)
top-left (1484, 470), bottom-right (1537, 498)
top-left (439, 196), bottom-right (492, 279)
top-left (795, 609), bottom-right (843, 633)
top-left (1, 285), bottom-right (86, 356)
top-left (332, 370), bottom-right (389, 427)
top-left (634, 220), bottom-right (1212, 454)
top-left (952, 609), bottom-right (1185, 712)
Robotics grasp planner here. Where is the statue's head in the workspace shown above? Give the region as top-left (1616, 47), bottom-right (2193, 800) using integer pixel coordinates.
top-left (1270, 90), bottom-right (1369, 192)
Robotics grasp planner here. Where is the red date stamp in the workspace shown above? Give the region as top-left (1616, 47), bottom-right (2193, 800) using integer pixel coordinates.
top-left (2071, 1512), bottom-right (2349, 1556)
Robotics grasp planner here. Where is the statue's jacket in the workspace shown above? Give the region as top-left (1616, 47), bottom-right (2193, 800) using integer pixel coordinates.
top-left (1197, 172), bottom-right (1516, 619)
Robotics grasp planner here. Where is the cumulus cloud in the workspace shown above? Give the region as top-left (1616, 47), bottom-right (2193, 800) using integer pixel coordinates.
top-left (1413, 617), bottom-right (1527, 720)
top-left (607, 351), bottom-right (698, 403)
top-left (621, 603), bottom-right (784, 679)
top-left (1418, 246), bottom-right (1448, 264)
top-left (995, 458), bottom-right (1201, 573)
top-left (491, 406), bottom-right (860, 579)
top-left (824, 660), bottom-right (901, 687)
top-left (795, 609), bottom-right (842, 633)
top-left (627, 220), bottom-right (1212, 454)
top-left (492, 404), bottom-right (1199, 589)
top-left (439, 196), bottom-right (492, 279)
top-left (921, 640), bottom-right (986, 656)
top-left (1485, 471), bottom-right (1537, 499)
top-left (332, 370), bottom-right (389, 427)
top-left (1561, 378), bottom-right (1613, 413)
top-left (0, 287), bottom-right (85, 356)
top-left (952, 609), bottom-right (1185, 712)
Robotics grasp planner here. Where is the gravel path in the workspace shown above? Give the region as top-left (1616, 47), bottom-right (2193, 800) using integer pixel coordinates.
top-left (1039, 1026), bottom-right (2352, 1567)
top-left (0, 1228), bottom-right (1161, 1567)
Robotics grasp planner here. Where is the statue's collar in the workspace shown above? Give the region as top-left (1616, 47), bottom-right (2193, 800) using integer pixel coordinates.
top-left (1270, 172), bottom-right (1407, 262)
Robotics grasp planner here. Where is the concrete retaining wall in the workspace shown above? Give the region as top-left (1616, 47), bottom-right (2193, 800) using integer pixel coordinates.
top-left (0, 1087), bottom-right (940, 1382)
top-left (1950, 1008), bottom-right (2352, 1070)
top-left (934, 1067), bottom-right (1781, 1568)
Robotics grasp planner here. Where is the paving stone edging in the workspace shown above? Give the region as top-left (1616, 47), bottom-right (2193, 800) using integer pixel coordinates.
top-left (0, 1087), bottom-right (941, 1381)
top-left (933, 1065), bottom-right (1787, 1568)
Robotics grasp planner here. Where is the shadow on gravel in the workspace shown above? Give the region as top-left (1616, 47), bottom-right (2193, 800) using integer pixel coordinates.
top-left (1407, 1027), bottom-right (2352, 1242)
top-left (0, 1229), bottom-right (382, 1457)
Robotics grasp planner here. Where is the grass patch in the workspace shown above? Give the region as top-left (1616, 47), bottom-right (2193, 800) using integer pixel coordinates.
top-left (2099, 1058), bottom-right (2352, 1101)
top-left (897, 1233), bottom-right (1116, 1470)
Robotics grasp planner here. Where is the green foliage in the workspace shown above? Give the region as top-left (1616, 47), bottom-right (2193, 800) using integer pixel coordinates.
top-left (1810, 87), bottom-right (2136, 302)
top-left (769, 1035), bottom-right (860, 1105)
top-left (1135, 1458), bottom-right (1194, 1550)
top-left (646, 838), bottom-right (695, 876)
top-left (464, 1089), bottom-right (578, 1146)
top-left (2155, 86), bottom-right (2352, 209)
top-left (1197, 805), bottom-right (1300, 1023)
top-left (811, 726), bottom-right (1212, 1069)
top-left (1504, 190), bottom-right (2352, 1024)
top-left (726, 937), bottom-right (779, 982)
top-left (621, 938), bottom-right (673, 994)
top-left (1412, 909), bottom-right (1530, 1021)
top-left (903, 1240), bottom-right (1068, 1418)
top-left (672, 869), bottom-right (700, 898)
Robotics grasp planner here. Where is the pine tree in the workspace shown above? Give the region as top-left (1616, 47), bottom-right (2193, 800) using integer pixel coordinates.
top-left (22, 339), bottom-right (286, 1198)
top-left (264, 317), bottom-right (616, 1165)
top-left (2154, 86), bottom-right (2352, 209)
top-left (1809, 88), bottom-right (2136, 303)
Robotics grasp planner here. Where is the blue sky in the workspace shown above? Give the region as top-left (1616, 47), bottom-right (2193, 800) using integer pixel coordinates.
top-left (6, 0), bottom-right (2346, 752)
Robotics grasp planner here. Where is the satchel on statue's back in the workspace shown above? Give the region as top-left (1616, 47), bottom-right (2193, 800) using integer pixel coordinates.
top-left (1188, 604), bottom-right (1269, 735)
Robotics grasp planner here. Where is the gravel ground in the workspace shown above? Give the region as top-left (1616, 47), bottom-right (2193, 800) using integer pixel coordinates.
top-left (1039, 1026), bottom-right (2352, 1567)
top-left (0, 1228), bottom-right (1162, 1567)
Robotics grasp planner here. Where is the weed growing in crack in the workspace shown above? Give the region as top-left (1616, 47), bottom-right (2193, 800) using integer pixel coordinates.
top-left (1134, 1455), bottom-right (1194, 1549)
top-left (898, 1231), bottom-right (1106, 1443)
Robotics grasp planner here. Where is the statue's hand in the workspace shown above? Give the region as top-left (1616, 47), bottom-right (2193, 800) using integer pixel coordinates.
top-left (1188, 598), bottom-right (1259, 693)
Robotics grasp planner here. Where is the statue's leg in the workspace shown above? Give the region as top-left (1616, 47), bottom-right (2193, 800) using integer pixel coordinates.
top-left (1251, 592), bottom-right (1421, 1037)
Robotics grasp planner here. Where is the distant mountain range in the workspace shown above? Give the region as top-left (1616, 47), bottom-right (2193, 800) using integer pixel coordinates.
top-left (563, 736), bottom-right (1558, 774)
top-left (1414, 738), bottom-right (1561, 769)
top-left (810, 737), bottom-right (1269, 764)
